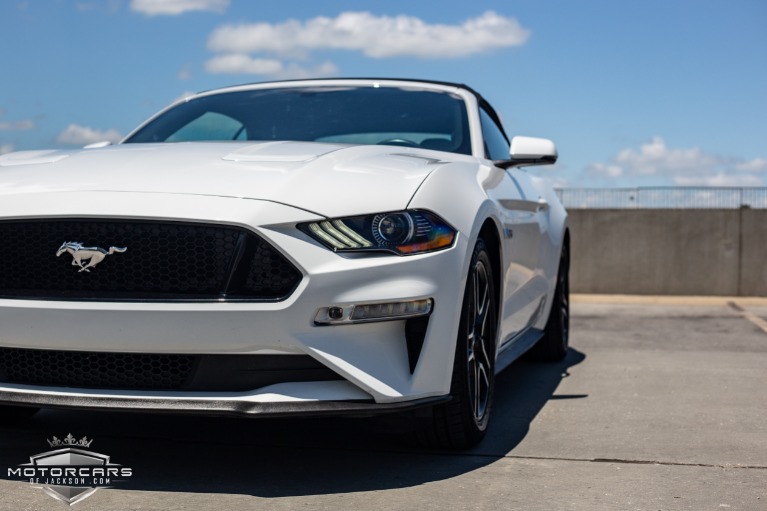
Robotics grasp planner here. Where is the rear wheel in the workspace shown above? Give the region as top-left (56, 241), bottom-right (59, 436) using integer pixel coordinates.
top-left (529, 244), bottom-right (569, 362)
top-left (418, 238), bottom-right (497, 449)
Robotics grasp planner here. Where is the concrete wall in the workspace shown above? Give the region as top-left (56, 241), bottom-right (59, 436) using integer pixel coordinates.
top-left (568, 209), bottom-right (767, 296)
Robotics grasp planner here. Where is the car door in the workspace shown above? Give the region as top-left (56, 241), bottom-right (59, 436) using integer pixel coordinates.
top-left (479, 107), bottom-right (549, 344)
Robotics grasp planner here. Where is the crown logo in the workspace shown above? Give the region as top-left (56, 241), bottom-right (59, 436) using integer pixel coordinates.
top-left (47, 433), bottom-right (93, 448)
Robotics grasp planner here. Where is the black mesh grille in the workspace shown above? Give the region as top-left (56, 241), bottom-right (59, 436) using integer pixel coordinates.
top-left (0, 348), bottom-right (194, 390)
top-left (0, 348), bottom-right (341, 391)
top-left (0, 219), bottom-right (302, 301)
top-left (243, 242), bottom-right (306, 297)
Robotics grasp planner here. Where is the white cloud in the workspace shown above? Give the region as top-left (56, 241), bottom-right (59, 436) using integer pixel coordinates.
top-left (586, 163), bottom-right (623, 178)
top-left (277, 61), bottom-right (339, 80)
top-left (56, 124), bottom-right (123, 145)
top-left (0, 144), bottom-right (15, 155)
top-left (735, 157), bottom-right (767, 173)
top-left (612, 137), bottom-right (720, 176)
top-left (205, 54), bottom-right (339, 79)
top-left (131, 0), bottom-right (228, 16)
top-left (205, 55), bottom-right (284, 76)
top-left (207, 11), bottom-right (530, 59)
top-left (586, 137), bottom-right (766, 186)
top-left (674, 173), bottom-right (764, 187)
top-left (0, 119), bottom-right (35, 131)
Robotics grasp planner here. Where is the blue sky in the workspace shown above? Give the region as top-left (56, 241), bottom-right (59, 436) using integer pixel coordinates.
top-left (1, 0), bottom-right (765, 188)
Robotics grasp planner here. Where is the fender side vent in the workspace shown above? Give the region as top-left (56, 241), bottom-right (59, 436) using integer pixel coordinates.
top-left (405, 316), bottom-right (430, 374)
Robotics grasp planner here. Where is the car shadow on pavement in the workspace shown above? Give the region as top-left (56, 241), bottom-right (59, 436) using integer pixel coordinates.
top-left (0, 348), bottom-right (585, 498)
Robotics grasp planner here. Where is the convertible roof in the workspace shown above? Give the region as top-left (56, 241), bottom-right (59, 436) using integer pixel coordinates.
top-left (205, 77), bottom-right (480, 97)
top-left (198, 78), bottom-right (508, 141)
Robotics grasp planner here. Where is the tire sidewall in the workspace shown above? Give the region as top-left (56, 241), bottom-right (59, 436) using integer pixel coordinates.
top-left (453, 238), bottom-right (497, 436)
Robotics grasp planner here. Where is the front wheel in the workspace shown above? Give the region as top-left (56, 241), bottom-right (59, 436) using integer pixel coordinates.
top-left (418, 238), bottom-right (497, 449)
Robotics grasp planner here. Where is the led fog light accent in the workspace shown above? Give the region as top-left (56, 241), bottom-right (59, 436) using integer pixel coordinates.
top-left (351, 299), bottom-right (433, 321)
top-left (314, 299), bottom-right (434, 325)
top-left (300, 210), bottom-right (455, 255)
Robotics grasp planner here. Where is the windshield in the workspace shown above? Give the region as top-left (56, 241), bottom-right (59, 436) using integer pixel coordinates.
top-left (124, 86), bottom-right (471, 155)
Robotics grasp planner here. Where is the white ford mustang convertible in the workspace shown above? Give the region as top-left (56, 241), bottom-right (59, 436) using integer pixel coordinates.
top-left (0, 79), bottom-right (568, 448)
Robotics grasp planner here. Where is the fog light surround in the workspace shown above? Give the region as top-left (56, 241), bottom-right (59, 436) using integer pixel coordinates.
top-left (314, 299), bottom-right (433, 325)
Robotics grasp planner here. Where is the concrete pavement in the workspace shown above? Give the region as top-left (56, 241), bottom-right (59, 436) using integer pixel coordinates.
top-left (1, 297), bottom-right (765, 510)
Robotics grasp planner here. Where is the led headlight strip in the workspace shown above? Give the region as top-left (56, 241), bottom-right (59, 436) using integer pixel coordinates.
top-left (300, 210), bottom-right (455, 255)
top-left (308, 220), bottom-right (373, 249)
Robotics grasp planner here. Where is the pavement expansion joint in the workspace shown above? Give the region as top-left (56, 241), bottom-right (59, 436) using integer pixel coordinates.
top-left (502, 455), bottom-right (767, 470)
top-left (727, 301), bottom-right (767, 334)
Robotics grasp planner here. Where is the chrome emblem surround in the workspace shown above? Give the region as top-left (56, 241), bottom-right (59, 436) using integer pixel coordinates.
top-left (56, 241), bottom-right (127, 272)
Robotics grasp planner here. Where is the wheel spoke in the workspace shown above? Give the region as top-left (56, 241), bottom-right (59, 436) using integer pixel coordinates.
top-left (478, 284), bottom-right (488, 321)
top-left (473, 365), bottom-right (481, 418)
top-left (468, 355), bottom-right (478, 415)
top-left (474, 359), bottom-right (490, 420)
top-left (480, 296), bottom-right (493, 338)
top-left (465, 251), bottom-right (497, 425)
top-left (472, 269), bottom-right (480, 320)
top-left (476, 264), bottom-right (488, 318)
top-left (476, 331), bottom-right (493, 371)
top-left (472, 263), bottom-right (490, 358)
top-left (478, 363), bottom-right (489, 397)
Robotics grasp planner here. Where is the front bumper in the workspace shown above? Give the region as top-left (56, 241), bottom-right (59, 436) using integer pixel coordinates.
top-left (0, 382), bottom-right (451, 418)
top-left (0, 192), bottom-right (470, 411)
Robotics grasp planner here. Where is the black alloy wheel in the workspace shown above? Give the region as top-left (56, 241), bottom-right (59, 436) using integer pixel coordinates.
top-left (418, 237), bottom-right (497, 449)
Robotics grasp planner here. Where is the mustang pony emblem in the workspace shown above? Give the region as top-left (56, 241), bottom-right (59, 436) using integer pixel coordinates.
top-left (56, 241), bottom-right (127, 272)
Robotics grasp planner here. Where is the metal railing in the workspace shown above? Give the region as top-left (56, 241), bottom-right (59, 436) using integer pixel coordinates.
top-left (555, 187), bottom-right (767, 209)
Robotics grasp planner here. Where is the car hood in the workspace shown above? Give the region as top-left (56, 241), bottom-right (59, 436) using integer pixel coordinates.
top-left (0, 141), bottom-right (457, 218)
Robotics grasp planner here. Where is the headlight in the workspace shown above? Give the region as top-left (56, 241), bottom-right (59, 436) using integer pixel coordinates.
top-left (299, 210), bottom-right (456, 255)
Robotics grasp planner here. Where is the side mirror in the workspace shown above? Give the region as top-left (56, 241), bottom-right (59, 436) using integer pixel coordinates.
top-left (496, 136), bottom-right (558, 168)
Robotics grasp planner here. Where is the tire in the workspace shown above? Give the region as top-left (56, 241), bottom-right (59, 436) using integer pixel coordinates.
top-left (418, 238), bottom-right (498, 449)
top-left (529, 244), bottom-right (570, 362)
top-left (0, 405), bottom-right (39, 423)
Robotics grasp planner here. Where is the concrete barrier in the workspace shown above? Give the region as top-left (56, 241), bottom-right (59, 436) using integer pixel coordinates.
top-left (568, 209), bottom-right (767, 296)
